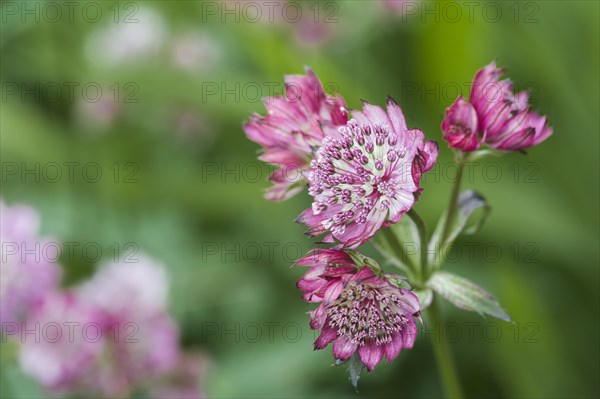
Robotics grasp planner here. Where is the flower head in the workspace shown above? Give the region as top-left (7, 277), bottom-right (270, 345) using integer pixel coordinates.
top-left (18, 292), bottom-right (105, 393)
top-left (297, 97), bottom-right (438, 248)
top-left (296, 249), bottom-right (421, 371)
top-left (77, 257), bottom-right (180, 387)
top-left (243, 67), bottom-right (348, 201)
top-left (0, 199), bottom-right (61, 327)
top-left (442, 62), bottom-right (553, 152)
top-left (19, 257), bottom-right (179, 398)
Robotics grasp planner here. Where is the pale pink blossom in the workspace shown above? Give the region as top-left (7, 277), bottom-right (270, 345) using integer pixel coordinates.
top-left (298, 97), bottom-right (438, 248)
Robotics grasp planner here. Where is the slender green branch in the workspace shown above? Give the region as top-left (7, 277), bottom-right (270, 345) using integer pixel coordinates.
top-left (379, 225), bottom-right (416, 271)
top-left (439, 152), bottom-right (468, 249)
top-left (406, 209), bottom-right (428, 285)
top-left (428, 296), bottom-right (464, 399)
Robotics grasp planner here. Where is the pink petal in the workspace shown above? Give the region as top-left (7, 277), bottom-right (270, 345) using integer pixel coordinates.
top-left (332, 336), bottom-right (358, 361)
top-left (385, 96), bottom-right (408, 134)
top-left (358, 340), bottom-right (384, 372)
top-left (360, 101), bottom-right (392, 127)
top-left (322, 280), bottom-right (344, 306)
top-left (470, 62), bottom-right (504, 114)
top-left (422, 140), bottom-right (439, 173)
top-left (402, 320), bottom-right (418, 349)
top-left (441, 96), bottom-right (480, 151)
top-left (314, 324), bottom-right (338, 350)
top-left (384, 332), bottom-right (403, 362)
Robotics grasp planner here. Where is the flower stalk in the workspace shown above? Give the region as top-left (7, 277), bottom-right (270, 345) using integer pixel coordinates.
top-left (406, 209), bottom-right (428, 285)
top-left (428, 296), bottom-right (464, 399)
top-left (439, 151), bottom-right (468, 252)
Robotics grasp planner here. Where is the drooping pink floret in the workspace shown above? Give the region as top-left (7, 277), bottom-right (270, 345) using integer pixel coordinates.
top-left (0, 199), bottom-right (61, 327)
top-left (442, 62), bottom-right (553, 152)
top-left (243, 67), bottom-right (348, 201)
top-left (296, 249), bottom-right (421, 372)
top-left (19, 257), bottom-right (180, 398)
top-left (297, 97), bottom-right (438, 248)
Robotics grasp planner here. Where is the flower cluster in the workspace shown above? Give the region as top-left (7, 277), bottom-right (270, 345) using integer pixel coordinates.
top-left (0, 199), bottom-right (205, 398)
top-left (244, 63), bottom-right (552, 380)
top-left (442, 62), bottom-right (553, 152)
top-left (244, 70), bottom-right (437, 372)
top-left (0, 200), bottom-right (61, 328)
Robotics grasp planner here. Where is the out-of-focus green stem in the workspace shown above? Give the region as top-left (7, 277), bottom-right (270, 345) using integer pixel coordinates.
top-left (428, 296), bottom-right (464, 399)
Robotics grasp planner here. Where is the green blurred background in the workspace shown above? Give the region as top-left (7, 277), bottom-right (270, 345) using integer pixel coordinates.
top-left (1, 0), bottom-right (598, 397)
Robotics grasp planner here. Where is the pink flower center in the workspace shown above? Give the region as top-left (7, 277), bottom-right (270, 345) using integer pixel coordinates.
top-left (326, 283), bottom-right (409, 346)
top-left (308, 120), bottom-right (412, 235)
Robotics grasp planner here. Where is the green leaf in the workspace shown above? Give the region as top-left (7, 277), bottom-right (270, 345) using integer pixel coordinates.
top-left (347, 352), bottom-right (365, 391)
top-left (428, 271), bottom-right (511, 321)
top-left (414, 288), bottom-right (433, 310)
top-left (428, 190), bottom-right (491, 268)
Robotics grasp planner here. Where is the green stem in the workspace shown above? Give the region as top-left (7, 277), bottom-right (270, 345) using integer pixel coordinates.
top-left (379, 226), bottom-right (415, 271)
top-left (440, 152), bottom-right (468, 250)
top-left (406, 209), bottom-right (428, 285)
top-left (428, 296), bottom-right (464, 399)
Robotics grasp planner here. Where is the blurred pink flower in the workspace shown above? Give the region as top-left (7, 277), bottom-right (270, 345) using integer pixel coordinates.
top-left (19, 292), bottom-right (105, 393)
top-left (0, 199), bottom-right (61, 327)
top-left (442, 62), bottom-right (553, 151)
top-left (76, 93), bottom-right (120, 133)
top-left (298, 97), bottom-right (438, 248)
top-left (380, 0), bottom-right (415, 13)
top-left (171, 32), bottom-right (221, 71)
top-left (244, 67), bottom-right (348, 201)
top-left (19, 257), bottom-right (180, 398)
top-left (296, 249), bottom-right (421, 371)
top-left (295, 16), bottom-right (332, 47)
top-left (77, 257), bottom-right (180, 387)
top-left (86, 7), bottom-right (166, 67)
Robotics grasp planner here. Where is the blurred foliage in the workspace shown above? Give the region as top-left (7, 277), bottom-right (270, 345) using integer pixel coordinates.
top-left (1, 0), bottom-right (598, 398)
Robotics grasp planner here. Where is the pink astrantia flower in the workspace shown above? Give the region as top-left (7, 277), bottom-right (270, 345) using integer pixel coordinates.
top-left (243, 67), bottom-right (348, 201)
top-left (297, 97), bottom-right (438, 248)
top-left (18, 292), bottom-right (105, 393)
top-left (442, 62), bottom-right (553, 151)
top-left (0, 199), bottom-right (61, 328)
top-left (296, 249), bottom-right (421, 371)
top-left (77, 257), bottom-right (180, 393)
top-left (19, 257), bottom-right (180, 398)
